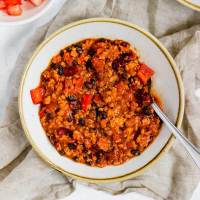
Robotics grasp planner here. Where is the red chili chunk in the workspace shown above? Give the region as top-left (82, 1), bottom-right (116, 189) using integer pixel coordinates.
top-left (81, 94), bottom-right (91, 112)
top-left (32, 38), bottom-right (162, 167)
top-left (137, 63), bottom-right (154, 84)
top-left (30, 87), bottom-right (44, 104)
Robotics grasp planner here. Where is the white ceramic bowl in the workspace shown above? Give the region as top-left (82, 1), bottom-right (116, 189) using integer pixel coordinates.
top-left (19, 18), bottom-right (184, 183)
top-left (0, 0), bottom-right (54, 25)
top-left (177, 0), bottom-right (200, 11)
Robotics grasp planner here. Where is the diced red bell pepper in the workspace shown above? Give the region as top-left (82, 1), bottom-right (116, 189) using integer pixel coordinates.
top-left (137, 63), bottom-right (154, 84)
top-left (81, 94), bottom-right (91, 112)
top-left (0, 1), bottom-right (6, 9)
top-left (7, 4), bottom-right (22, 16)
top-left (30, 87), bottom-right (44, 104)
top-left (39, 110), bottom-right (45, 118)
top-left (4, 0), bottom-right (21, 6)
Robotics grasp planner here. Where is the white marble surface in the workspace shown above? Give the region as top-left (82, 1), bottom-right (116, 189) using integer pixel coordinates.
top-left (0, 1), bottom-right (200, 199)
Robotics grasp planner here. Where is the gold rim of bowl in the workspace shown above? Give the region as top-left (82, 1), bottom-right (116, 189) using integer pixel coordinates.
top-left (177, 0), bottom-right (200, 11)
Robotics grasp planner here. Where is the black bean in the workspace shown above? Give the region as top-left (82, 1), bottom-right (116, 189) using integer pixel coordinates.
top-left (121, 72), bottom-right (127, 80)
top-left (95, 107), bottom-right (100, 117)
top-left (91, 78), bottom-right (97, 85)
top-left (131, 149), bottom-right (140, 156)
top-left (98, 38), bottom-right (106, 42)
top-left (142, 106), bottom-right (152, 115)
top-left (72, 60), bottom-right (78, 66)
top-left (79, 118), bottom-right (85, 126)
top-left (74, 43), bottom-right (82, 53)
top-left (60, 150), bottom-right (65, 155)
top-left (74, 42), bottom-right (82, 49)
top-left (142, 92), bottom-right (152, 104)
top-left (46, 113), bottom-right (53, 120)
top-left (101, 111), bottom-right (107, 119)
top-left (70, 100), bottom-right (80, 111)
top-left (50, 62), bottom-right (56, 68)
top-left (84, 81), bottom-right (93, 89)
top-left (128, 76), bottom-right (135, 84)
top-left (85, 161), bottom-right (92, 166)
top-left (147, 78), bottom-right (152, 92)
top-left (67, 95), bottom-right (77, 101)
top-left (118, 52), bottom-right (133, 65)
top-left (65, 46), bottom-right (72, 52)
top-left (88, 48), bottom-right (96, 57)
top-left (85, 59), bottom-right (94, 70)
top-left (134, 89), bottom-right (143, 105)
top-left (121, 52), bottom-right (133, 58)
top-left (58, 65), bottom-right (64, 75)
top-left (66, 128), bottom-right (73, 138)
top-left (72, 156), bottom-right (78, 161)
top-left (60, 50), bottom-right (64, 57)
top-left (68, 143), bottom-right (76, 150)
top-left (67, 112), bottom-right (74, 122)
top-left (119, 53), bottom-right (127, 60)
top-left (133, 129), bottom-right (140, 140)
top-left (120, 41), bottom-right (130, 47)
top-left (96, 150), bottom-right (103, 162)
top-left (112, 59), bottom-right (119, 70)
top-left (76, 47), bottom-right (82, 54)
top-left (55, 108), bottom-right (60, 113)
top-left (118, 54), bottom-right (128, 66)
top-left (84, 78), bottom-right (96, 89)
top-left (76, 47), bottom-right (83, 54)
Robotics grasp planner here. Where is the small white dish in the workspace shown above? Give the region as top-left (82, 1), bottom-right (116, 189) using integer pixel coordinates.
top-left (0, 0), bottom-right (54, 25)
top-left (19, 18), bottom-right (184, 183)
top-left (177, 0), bottom-right (200, 11)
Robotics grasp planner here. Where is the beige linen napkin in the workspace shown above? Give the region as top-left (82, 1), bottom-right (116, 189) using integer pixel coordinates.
top-left (0, 0), bottom-right (200, 199)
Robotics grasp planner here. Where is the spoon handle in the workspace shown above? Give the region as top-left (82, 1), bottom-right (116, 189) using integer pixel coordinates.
top-left (152, 102), bottom-right (200, 169)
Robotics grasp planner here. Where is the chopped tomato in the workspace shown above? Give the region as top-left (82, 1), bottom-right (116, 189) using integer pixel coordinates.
top-left (137, 63), bottom-right (154, 84)
top-left (29, 0), bottom-right (43, 6)
top-left (7, 4), bottom-right (22, 16)
top-left (30, 87), bottom-right (44, 104)
top-left (0, 1), bottom-right (6, 9)
top-left (81, 94), bottom-right (91, 112)
top-left (4, 0), bottom-right (21, 6)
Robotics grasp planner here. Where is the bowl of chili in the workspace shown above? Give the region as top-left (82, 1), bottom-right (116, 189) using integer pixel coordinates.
top-left (19, 18), bottom-right (184, 183)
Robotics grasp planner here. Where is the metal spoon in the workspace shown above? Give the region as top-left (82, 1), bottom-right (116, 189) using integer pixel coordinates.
top-left (152, 102), bottom-right (200, 169)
